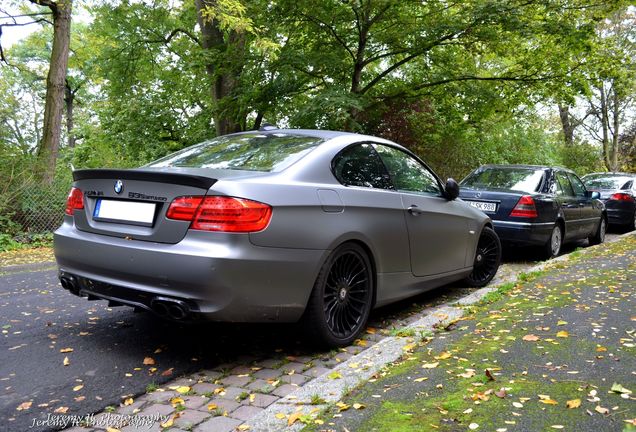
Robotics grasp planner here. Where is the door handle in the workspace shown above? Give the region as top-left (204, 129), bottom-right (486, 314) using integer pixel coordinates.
top-left (408, 205), bottom-right (424, 216)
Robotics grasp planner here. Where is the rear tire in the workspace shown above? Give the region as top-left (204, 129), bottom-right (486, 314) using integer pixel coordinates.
top-left (544, 223), bottom-right (563, 259)
top-left (628, 211), bottom-right (636, 231)
top-left (589, 215), bottom-right (606, 246)
top-left (301, 243), bottom-right (373, 348)
top-left (464, 227), bottom-right (501, 287)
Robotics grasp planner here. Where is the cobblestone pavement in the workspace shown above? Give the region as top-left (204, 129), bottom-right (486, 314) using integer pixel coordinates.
top-left (51, 234), bottom-right (621, 431)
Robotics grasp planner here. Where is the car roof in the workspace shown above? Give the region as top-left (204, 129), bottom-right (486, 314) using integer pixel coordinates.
top-left (230, 128), bottom-right (362, 141)
top-left (477, 164), bottom-right (573, 172)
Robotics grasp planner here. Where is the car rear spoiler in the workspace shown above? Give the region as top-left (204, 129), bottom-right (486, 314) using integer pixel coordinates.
top-left (72, 169), bottom-right (217, 189)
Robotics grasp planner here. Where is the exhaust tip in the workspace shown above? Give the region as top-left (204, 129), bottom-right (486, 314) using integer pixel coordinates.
top-left (151, 297), bottom-right (190, 320)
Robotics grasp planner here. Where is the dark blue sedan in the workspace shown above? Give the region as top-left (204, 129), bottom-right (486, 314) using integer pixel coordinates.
top-left (459, 165), bottom-right (606, 258)
top-left (582, 173), bottom-right (636, 230)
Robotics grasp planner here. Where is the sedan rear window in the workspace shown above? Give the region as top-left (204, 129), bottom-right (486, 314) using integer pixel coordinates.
top-left (461, 167), bottom-right (545, 193)
top-left (584, 177), bottom-right (633, 190)
top-left (147, 133), bottom-right (323, 172)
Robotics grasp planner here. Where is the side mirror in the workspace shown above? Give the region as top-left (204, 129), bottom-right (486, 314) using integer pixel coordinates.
top-left (590, 191), bottom-right (600, 200)
top-left (444, 178), bottom-right (460, 201)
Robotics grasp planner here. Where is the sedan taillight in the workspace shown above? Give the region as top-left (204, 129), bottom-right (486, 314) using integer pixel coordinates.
top-left (609, 193), bottom-right (634, 202)
top-left (166, 196), bottom-right (272, 232)
top-left (510, 195), bottom-right (538, 218)
top-left (64, 187), bottom-right (84, 216)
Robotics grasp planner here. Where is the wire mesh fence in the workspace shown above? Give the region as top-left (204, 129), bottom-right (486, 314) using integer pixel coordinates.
top-left (12, 182), bottom-right (70, 235)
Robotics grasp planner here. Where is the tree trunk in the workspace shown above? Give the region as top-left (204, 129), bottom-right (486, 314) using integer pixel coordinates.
top-left (558, 105), bottom-right (575, 147)
top-left (64, 80), bottom-right (76, 148)
top-left (600, 84), bottom-right (612, 171)
top-left (195, 0), bottom-right (245, 136)
top-left (34, 0), bottom-right (72, 184)
top-left (611, 85), bottom-right (620, 171)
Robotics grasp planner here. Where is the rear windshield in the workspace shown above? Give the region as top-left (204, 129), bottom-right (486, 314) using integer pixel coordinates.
top-left (461, 167), bottom-right (545, 193)
top-left (147, 133), bottom-right (323, 172)
top-left (584, 177), bottom-right (633, 190)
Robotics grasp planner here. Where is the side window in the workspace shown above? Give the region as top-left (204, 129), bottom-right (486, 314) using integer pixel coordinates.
top-left (556, 172), bottom-right (574, 197)
top-left (332, 144), bottom-right (393, 189)
top-left (373, 144), bottom-right (441, 195)
top-left (621, 180), bottom-right (633, 190)
top-left (567, 173), bottom-right (587, 198)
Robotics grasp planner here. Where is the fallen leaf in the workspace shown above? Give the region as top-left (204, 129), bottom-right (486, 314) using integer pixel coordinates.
top-left (160, 415), bottom-right (174, 428)
top-left (175, 386), bottom-right (191, 394)
top-left (161, 368), bottom-right (173, 377)
top-left (469, 423), bottom-right (479, 430)
top-left (238, 425), bottom-right (250, 431)
top-left (458, 369), bottom-right (476, 379)
top-left (63, 356), bottom-right (70, 366)
top-left (414, 377), bottom-right (428, 383)
top-left (143, 357), bottom-right (155, 365)
top-left (60, 348), bottom-right (74, 353)
top-left (16, 401), bottom-right (32, 411)
top-left (595, 406), bottom-right (609, 415)
top-left (207, 403), bottom-right (218, 411)
top-left (556, 331), bottom-right (569, 338)
top-left (354, 339), bottom-right (367, 347)
top-left (512, 402), bottom-right (523, 408)
top-left (435, 352), bottom-right (452, 360)
top-left (566, 399), bottom-right (581, 409)
top-left (170, 397), bottom-right (184, 407)
top-left (353, 403), bottom-right (365, 410)
top-left (54, 406), bottom-right (69, 414)
top-left (336, 402), bottom-right (350, 412)
top-left (610, 383), bottom-right (632, 394)
top-left (73, 385), bottom-right (84, 392)
top-left (495, 389), bottom-right (507, 398)
top-left (287, 411), bottom-right (302, 426)
top-left (551, 426), bottom-right (564, 430)
top-left (328, 371), bottom-right (342, 380)
top-left (274, 413), bottom-right (286, 419)
top-left (485, 369), bottom-right (496, 381)
top-left (522, 334), bottom-right (539, 342)
top-left (557, 320), bottom-right (568, 326)
top-left (422, 362), bottom-right (439, 369)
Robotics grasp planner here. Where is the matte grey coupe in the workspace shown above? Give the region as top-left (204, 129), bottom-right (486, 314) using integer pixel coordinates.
top-left (54, 128), bottom-right (500, 347)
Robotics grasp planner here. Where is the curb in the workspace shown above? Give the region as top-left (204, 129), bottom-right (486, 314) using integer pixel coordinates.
top-left (244, 231), bottom-right (633, 431)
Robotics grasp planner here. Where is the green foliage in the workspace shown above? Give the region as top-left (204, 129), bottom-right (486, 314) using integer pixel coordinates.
top-left (559, 142), bottom-right (604, 175)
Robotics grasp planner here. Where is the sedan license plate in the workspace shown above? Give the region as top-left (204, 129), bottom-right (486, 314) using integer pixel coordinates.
top-left (93, 199), bottom-right (156, 225)
top-left (465, 200), bottom-right (497, 213)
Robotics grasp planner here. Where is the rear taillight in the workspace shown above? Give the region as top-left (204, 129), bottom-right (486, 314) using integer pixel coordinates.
top-left (510, 195), bottom-right (538, 218)
top-left (64, 187), bottom-right (84, 216)
top-left (609, 193), bottom-right (634, 202)
top-left (166, 196), bottom-right (272, 232)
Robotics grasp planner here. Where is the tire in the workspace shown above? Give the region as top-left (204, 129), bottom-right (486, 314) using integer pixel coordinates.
top-left (544, 223), bottom-right (563, 259)
top-left (464, 227), bottom-right (501, 288)
top-left (302, 243), bottom-right (374, 348)
top-left (628, 211), bottom-right (636, 232)
top-left (589, 215), bottom-right (606, 245)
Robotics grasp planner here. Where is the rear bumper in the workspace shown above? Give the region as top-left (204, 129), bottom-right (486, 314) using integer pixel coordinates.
top-left (604, 201), bottom-right (635, 226)
top-left (54, 220), bottom-right (328, 322)
top-left (492, 220), bottom-right (554, 246)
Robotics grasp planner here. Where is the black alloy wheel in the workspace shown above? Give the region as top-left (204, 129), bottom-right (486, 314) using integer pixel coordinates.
top-left (464, 227), bottom-right (501, 287)
top-left (303, 243), bottom-right (373, 347)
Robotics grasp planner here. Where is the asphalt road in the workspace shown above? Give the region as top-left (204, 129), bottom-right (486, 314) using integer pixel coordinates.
top-left (0, 234), bottom-right (621, 432)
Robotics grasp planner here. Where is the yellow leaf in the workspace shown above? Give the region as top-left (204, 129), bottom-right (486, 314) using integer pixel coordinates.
top-left (354, 339), bottom-right (367, 347)
top-left (366, 327), bottom-right (377, 334)
top-left (595, 406), bottom-right (610, 415)
top-left (63, 357), bottom-right (70, 366)
top-left (207, 403), bottom-right (218, 411)
top-left (175, 386), bottom-right (191, 394)
top-left (566, 399), bottom-right (581, 409)
top-left (213, 387), bottom-right (225, 395)
top-left (315, 419), bottom-right (324, 425)
top-left (557, 320), bottom-right (568, 326)
top-left (539, 398), bottom-right (558, 405)
top-left (249, 394), bottom-right (256, 403)
top-left (435, 352), bottom-right (452, 360)
top-left (328, 371), bottom-right (342, 380)
top-left (287, 411), bottom-right (302, 426)
top-left (422, 362), bottom-right (439, 369)
top-left (143, 357), bottom-right (155, 365)
top-left (16, 401), bottom-right (32, 411)
top-left (54, 406), bottom-right (69, 414)
top-left (402, 343), bottom-right (416, 352)
top-left (596, 346), bottom-right (607, 352)
top-left (60, 348), bottom-right (74, 353)
top-left (275, 413), bottom-right (286, 419)
top-left (336, 402), bottom-right (350, 412)
top-left (160, 415), bottom-right (174, 428)
top-left (238, 425), bottom-right (250, 431)
top-left (106, 428), bottom-right (121, 432)
top-left (170, 397), bottom-right (184, 407)
top-left (73, 385), bottom-right (84, 392)
top-left (522, 334), bottom-right (539, 342)
top-left (414, 377), bottom-right (428, 382)
top-left (353, 403), bottom-right (365, 410)
top-left (556, 331), bottom-right (569, 338)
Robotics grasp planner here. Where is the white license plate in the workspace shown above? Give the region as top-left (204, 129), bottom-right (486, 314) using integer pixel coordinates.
top-left (465, 200), bottom-right (497, 213)
top-left (93, 199), bottom-right (156, 225)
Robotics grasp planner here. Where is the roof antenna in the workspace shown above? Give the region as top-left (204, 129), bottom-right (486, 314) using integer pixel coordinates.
top-left (259, 122), bottom-right (278, 131)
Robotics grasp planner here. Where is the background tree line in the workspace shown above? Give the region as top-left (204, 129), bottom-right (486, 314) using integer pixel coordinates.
top-left (0, 0), bottom-right (635, 247)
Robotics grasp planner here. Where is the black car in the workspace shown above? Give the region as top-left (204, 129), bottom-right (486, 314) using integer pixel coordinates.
top-left (582, 173), bottom-right (636, 229)
top-left (459, 165), bottom-right (606, 258)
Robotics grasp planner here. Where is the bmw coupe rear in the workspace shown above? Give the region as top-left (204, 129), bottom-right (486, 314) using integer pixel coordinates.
top-left (55, 129), bottom-right (500, 347)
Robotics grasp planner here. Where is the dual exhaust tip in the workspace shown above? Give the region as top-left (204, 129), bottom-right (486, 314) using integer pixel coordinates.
top-left (60, 275), bottom-right (191, 321)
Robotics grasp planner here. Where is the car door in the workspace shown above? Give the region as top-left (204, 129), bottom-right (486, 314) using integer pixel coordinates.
top-left (568, 172), bottom-right (598, 237)
top-left (555, 171), bottom-right (582, 240)
top-left (373, 144), bottom-right (471, 276)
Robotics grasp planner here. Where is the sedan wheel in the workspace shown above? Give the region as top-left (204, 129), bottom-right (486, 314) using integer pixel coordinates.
top-left (545, 224), bottom-right (563, 258)
top-left (303, 243), bottom-right (373, 347)
top-left (589, 216), bottom-right (606, 245)
top-left (464, 227), bottom-right (501, 287)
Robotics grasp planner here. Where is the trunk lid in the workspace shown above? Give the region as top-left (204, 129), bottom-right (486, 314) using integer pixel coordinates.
top-left (70, 169), bottom-right (217, 244)
top-left (459, 188), bottom-right (526, 220)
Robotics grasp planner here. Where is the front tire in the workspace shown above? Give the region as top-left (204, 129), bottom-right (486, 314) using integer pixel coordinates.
top-left (464, 227), bottom-right (501, 287)
top-left (589, 215), bottom-right (606, 245)
top-left (302, 243), bottom-right (373, 348)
